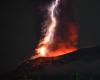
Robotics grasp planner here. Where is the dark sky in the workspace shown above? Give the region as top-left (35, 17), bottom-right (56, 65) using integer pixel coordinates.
top-left (0, 0), bottom-right (100, 74)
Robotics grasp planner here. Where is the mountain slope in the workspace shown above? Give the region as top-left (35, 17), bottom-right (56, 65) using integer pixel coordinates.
top-left (1, 46), bottom-right (100, 80)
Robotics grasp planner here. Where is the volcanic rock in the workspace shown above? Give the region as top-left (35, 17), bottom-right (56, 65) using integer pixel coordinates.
top-left (1, 46), bottom-right (100, 80)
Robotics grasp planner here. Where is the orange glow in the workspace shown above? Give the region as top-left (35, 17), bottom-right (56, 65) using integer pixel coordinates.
top-left (30, 0), bottom-right (78, 60)
top-left (46, 44), bottom-right (77, 57)
top-left (35, 0), bottom-right (60, 57)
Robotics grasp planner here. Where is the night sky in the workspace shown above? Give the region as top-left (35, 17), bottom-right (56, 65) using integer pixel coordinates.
top-left (0, 0), bottom-right (100, 74)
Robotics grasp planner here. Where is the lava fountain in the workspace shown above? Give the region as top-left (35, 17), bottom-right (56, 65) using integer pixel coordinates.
top-left (31, 0), bottom-right (78, 59)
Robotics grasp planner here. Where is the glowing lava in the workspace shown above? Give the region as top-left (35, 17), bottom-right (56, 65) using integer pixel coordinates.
top-left (31, 0), bottom-right (78, 59)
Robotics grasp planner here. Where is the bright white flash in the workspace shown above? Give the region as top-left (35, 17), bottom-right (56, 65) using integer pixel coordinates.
top-left (36, 0), bottom-right (60, 57)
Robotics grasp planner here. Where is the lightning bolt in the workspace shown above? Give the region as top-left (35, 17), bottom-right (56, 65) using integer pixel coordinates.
top-left (36, 0), bottom-right (60, 57)
top-left (30, 0), bottom-right (78, 60)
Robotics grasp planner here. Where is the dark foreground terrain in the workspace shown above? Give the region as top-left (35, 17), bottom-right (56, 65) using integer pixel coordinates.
top-left (1, 46), bottom-right (100, 80)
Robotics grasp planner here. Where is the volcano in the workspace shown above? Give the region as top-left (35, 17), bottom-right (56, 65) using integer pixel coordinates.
top-left (1, 46), bottom-right (100, 80)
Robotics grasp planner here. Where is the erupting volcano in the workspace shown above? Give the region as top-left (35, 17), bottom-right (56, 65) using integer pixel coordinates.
top-left (31, 0), bottom-right (78, 59)
top-left (2, 0), bottom-right (100, 80)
